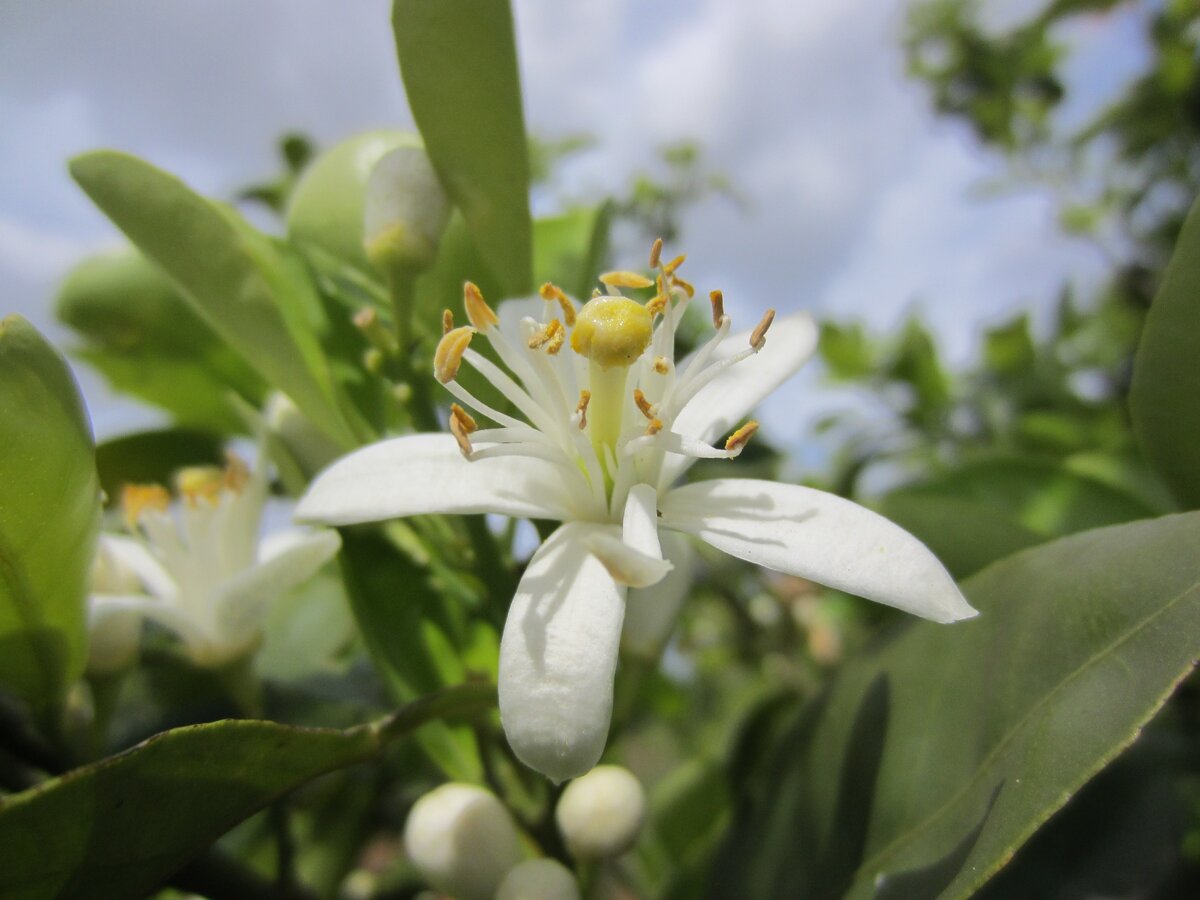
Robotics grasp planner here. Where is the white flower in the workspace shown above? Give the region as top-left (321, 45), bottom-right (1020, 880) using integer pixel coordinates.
top-left (496, 859), bottom-right (580, 900)
top-left (91, 452), bottom-right (341, 667)
top-left (556, 764), bottom-right (646, 859)
top-left (297, 244), bottom-right (977, 781)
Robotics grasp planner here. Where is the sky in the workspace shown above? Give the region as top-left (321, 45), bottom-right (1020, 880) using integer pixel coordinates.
top-left (0, 0), bottom-right (1150, 456)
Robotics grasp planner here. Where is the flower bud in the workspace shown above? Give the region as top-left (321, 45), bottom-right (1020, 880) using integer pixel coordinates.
top-left (403, 783), bottom-right (522, 900)
top-left (495, 858), bottom-right (580, 900)
top-left (555, 765), bottom-right (646, 860)
top-left (363, 145), bottom-right (451, 275)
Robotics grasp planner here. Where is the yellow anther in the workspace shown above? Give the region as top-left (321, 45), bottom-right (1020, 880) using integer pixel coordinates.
top-left (633, 388), bottom-right (655, 420)
top-left (528, 318), bottom-right (565, 354)
top-left (725, 420), bottom-right (759, 452)
top-left (645, 418), bottom-right (663, 436)
top-left (442, 308), bottom-right (454, 335)
top-left (709, 289), bottom-right (726, 328)
top-left (222, 453), bottom-right (250, 492)
top-left (570, 295), bottom-right (654, 369)
top-left (539, 282), bottom-right (577, 326)
top-left (645, 295), bottom-right (668, 317)
top-left (121, 483), bottom-right (170, 527)
top-left (463, 282), bottom-right (499, 332)
top-left (649, 237), bottom-right (664, 269)
top-left (671, 276), bottom-right (695, 299)
top-left (355, 307), bottom-right (398, 354)
top-left (750, 308), bottom-right (776, 350)
top-left (653, 356), bottom-right (670, 374)
top-left (663, 254), bottom-right (687, 275)
top-left (176, 466), bottom-right (224, 505)
top-left (450, 403), bottom-right (478, 434)
top-left (434, 325), bottom-right (475, 383)
top-left (600, 270), bottom-right (655, 290)
top-left (448, 409), bottom-right (474, 457)
top-left (353, 307), bottom-right (377, 331)
top-left (575, 390), bottom-right (591, 430)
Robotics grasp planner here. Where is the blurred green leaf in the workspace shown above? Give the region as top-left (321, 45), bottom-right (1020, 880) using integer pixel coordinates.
top-left (0, 684), bottom-right (495, 900)
top-left (533, 203), bottom-right (613, 300)
top-left (69, 151), bottom-right (359, 448)
top-left (56, 250), bottom-right (266, 434)
top-left (819, 321), bottom-right (875, 381)
top-left (711, 511), bottom-right (1200, 898)
top-left (393, 0), bottom-right (532, 296)
top-left (1131, 194), bottom-right (1200, 508)
top-left (95, 429), bottom-right (224, 506)
top-left (0, 317), bottom-right (100, 715)
top-left (983, 314), bottom-right (1036, 374)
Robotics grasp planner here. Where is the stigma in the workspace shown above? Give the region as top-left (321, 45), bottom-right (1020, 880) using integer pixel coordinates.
top-left (569, 295), bottom-right (653, 370)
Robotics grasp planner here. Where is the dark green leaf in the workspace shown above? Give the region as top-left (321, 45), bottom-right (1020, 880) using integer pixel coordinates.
top-left (1131, 194), bottom-right (1200, 508)
top-left (393, 0), bottom-right (532, 295)
top-left (0, 317), bottom-right (100, 714)
top-left (711, 511), bottom-right (1200, 898)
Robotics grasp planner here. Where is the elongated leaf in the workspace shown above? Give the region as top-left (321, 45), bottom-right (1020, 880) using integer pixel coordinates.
top-left (534, 203), bottom-right (613, 300)
top-left (0, 684), bottom-right (494, 900)
top-left (1131, 194), bottom-right (1200, 508)
top-left (393, 0), bottom-right (532, 295)
top-left (69, 151), bottom-right (358, 447)
top-left (0, 317), bottom-right (100, 714)
top-left (711, 511), bottom-right (1200, 898)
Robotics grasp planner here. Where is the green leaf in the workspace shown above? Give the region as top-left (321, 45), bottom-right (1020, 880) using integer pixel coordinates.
top-left (0, 684), bottom-right (494, 900)
top-left (56, 249), bottom-right (265, 433)
top-left (393, 0), bottom-right (532, 295)
top-left (1131, 194), bottom-right (1200, 508)
top-left (710, 511), bottom-right (1200, 898)
top-left (533, 203), bottom-right (613, 299)
top-left (95, 429), bottom-right (225, 507)
top-left (0, 317), bottom-right (100, 714)
top-left (69, 151), bottom-right (358, 448)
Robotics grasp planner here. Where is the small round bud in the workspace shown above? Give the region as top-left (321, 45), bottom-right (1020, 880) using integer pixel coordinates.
top-left (363, 145), bottom-right (451, 275)
top-left (403, 783), bottom-right (522, 900)
top-left (555, 765), bottom-right (646, 860)
top-left (569, 296), bottom-right (653, 369)
top-left (495, 859), bottom-right (580, 900)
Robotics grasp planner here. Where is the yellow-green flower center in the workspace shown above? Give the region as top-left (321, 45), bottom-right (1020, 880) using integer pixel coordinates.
top-left (569, 296), bottom-right (653, 369)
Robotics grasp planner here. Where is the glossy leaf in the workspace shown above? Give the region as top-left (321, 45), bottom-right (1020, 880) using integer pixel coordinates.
top-left (0, 684), bottom-right (494, 900)
top-left (393, 0), bottom-right (532, 295)
top-left (0, 317), bottom-right (100, 714)
top-left (1131, 194), bottom-right (1200, 508)
top-left (69, 151), bottom-right (358, 448)
top-left (711, 511), bottom-right (1200, 898)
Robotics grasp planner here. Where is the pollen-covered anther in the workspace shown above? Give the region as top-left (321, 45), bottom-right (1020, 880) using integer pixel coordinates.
top-left (575, 390), bottom-right (591, 430)
top-left (463, 282), bottom-right (499, 332)
top-left (645, 295), bottom-right (668, 317)
top-left (539, 282), bottom-right (577, 326)
top-left (649, 237), bottom-right (664, 269)
top-left (434, 325), bottom-right (475, 383)
top-left (442, 308), bottom-right (454, 335)
top-left (528, 318), bottom-right (565, 354)
top-left (633, 388), bottom-right (656, 420)
top-left (725, 420), bottom-right (759, 453)
top-left (600, 270), bottom-right (655, 290)
top-left (450, 403), bottom-right (478, 434)
top-left (448, 409), bottom-right (474, 457)
top-left (750, 308), bottom-right (776, 350)
top-left (671, 276), bottom-right (695, 299)
top-left (709, 290), bottom-right (726, 329)
top-left (645, 418), bottom-right (663, 436)
top-left (663, 254), bottom-right (687, 275)
top-left (176, 466), bottom-right (224, 506)
top-left (121, 483), bottom-right (170, 527)
top-left (570, 295), bottom-right (654, 369)
top-left (653, 356), bottom-right (670, 374)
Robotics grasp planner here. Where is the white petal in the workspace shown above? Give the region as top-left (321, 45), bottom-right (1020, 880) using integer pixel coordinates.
top-left (660, 479), bottom-right (978, 623)
top-left (621, 483), bottom-right (662, 557)
top-left (660, 312), bottom-right (817, 487)
top-left (499, 523), bottom-right (627, 782)
top-left (86, 595), bottom-right (145, 675)
top-left (90, 594), bottom-right (210, 649)
top-left (295, 433), bottom-right (579, 525)
top-left (97, 534), bottom-right (178, 601)
top-left (622, 532), bottom-right (695, 659)
top-left (584, 531), bottom-right (672, 588)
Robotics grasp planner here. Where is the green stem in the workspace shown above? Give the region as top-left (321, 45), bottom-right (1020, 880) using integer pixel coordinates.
top-left (386, 268), bottom-right (440, 432)
top-left (372, 681), bottom-right (497, 746)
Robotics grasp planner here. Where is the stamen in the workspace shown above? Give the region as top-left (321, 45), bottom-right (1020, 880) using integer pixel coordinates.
top-left (463, 282), bottom-right (499, 332)
top-left (176, 466), bottom-right (224, 505)
top-left (649, 238), bottom-right (663, 269)
top-left (575, 390), bottom-right (591, 430)
top-left (355, 307), bottom-right (399, 354)
top-left (434, 325), bottom-right (475, 383)
top-left (653, 356), bottom-right (670, 374)
top-left (600, 270), bottom-right (655, 290)
top-left (122, 483), bottom-right (170, 527)
top-left (750, 308), bottom-right (776, 350)
top-left (527, 318), bottom-right (565, 354)
top-left (671, 276), bottom-right (695, 299)
top-left (663, 254), bottom-right (687, 275)
top-left (709, 290), bottom-right (726, 329)
top-left (448, 409), bottom-right (474, 457)
top-left (633, 388), bottom-right (655, 420)
top-left (645, 418), bottom-right (663, 436)
top-left (725, 420), bottom-right (759, 452)
top-left (450, 403), bottom-right (478, 434)
top-left (442, 308), bottom-right (454, 335)
top-left (222, 453), bottom-right (250, 492)
top-left (646, 295), bottom-right (668, 317)
top-left (539, 282), bottom-right (577, 326)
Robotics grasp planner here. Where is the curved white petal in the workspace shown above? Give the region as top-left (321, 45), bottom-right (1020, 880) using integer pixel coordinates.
top-left (295, 433), bottom-right (580, 525)
top-left (499, 523), bottom-right (627, 782)
top-left (97, 534), bottom-right (178, 601)
top-left (660, 312), bottom-right (817, 487)
top-left (90, 594), bottom-right (210, 649)
top-left (622, 532), bottom-right (695, 659)
top-left (660, 479), bottom-right (977, 623)
top-left (584, 531), bottom-right (672, 588)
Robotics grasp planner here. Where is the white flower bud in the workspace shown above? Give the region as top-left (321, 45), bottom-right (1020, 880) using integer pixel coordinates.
top-left (555, 765), bottom-right (646, 860)
top-left (403, 783), bottom-right (522, 900)
top-left (363, 145), bottom-right (451, 274)
top-left (495, 858), bottom-right (580, 900)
